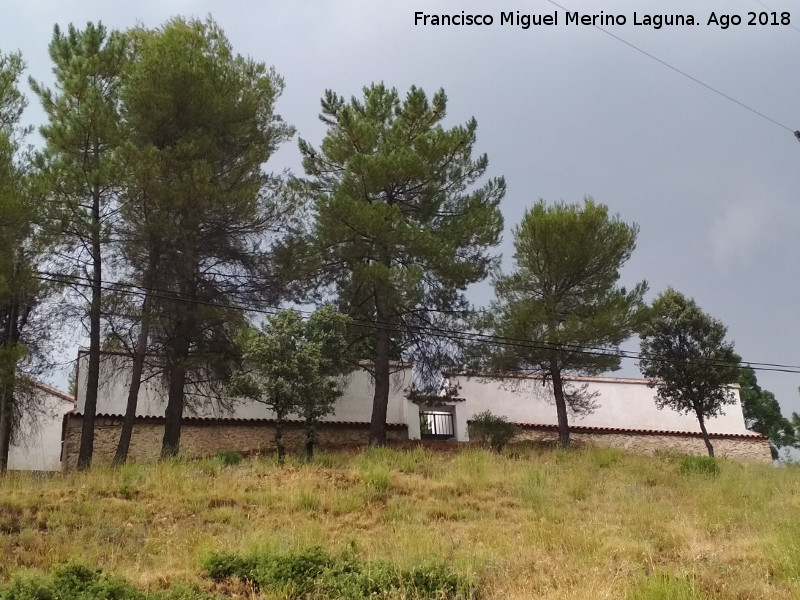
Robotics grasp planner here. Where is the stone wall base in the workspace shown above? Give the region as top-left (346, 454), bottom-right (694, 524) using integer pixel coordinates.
top-left (62, 416), bottom-right (407, 469)
top-left (61, 416), bottom-right (772, 469)
top-left (513, 428), bottom-right (772, 462)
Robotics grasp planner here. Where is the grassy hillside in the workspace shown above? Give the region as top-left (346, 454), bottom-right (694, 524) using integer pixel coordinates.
top-left (1, 446), bottom-right (799, 599)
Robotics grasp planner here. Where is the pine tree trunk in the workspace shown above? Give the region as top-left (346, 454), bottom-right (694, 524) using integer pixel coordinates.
top-left (0, 383), bottom-right (12, 470)
top-left (77, 186), bottom-right (103, 470)
top-left (696, 411), bottom-right (715, 457)
top-left (162, 313), bottom-right (191, 458)
top-left (113, 287), bottom-right (154, 466)
top-left (369, 319), bottom-right (391, 447)
top-left (550, 354), bottom-right (570, 449)
top-left (0, 297), bottom-right (18, 473)
top-left (161, 349), bottom-right (187, 459)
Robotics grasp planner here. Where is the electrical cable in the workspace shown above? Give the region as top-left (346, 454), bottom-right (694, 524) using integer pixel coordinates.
top-left (544, 0), bottom-right (798, 137)
top-left (33, 270), bottom-right (800, 376)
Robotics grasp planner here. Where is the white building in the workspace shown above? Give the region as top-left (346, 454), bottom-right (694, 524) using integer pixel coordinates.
top-left (9, 382), bottom-right (74, 471)
top-left (66, 350), bottom-right (770, 465)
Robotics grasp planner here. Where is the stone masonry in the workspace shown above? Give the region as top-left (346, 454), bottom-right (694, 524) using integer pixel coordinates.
top-left (62, 415), bottom-right (407, 469)
top-left (513, 427), bottom-right (772, 463)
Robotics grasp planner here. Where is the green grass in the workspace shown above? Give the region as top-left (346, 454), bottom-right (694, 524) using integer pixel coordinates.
top-left (0, 446), bottom-right (798, 599)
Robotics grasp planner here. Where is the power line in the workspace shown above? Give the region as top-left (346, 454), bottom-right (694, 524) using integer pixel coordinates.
top-left (35, 270), bottom-right (800, 376)
top-left (544, 0), bottom-right (797, 136)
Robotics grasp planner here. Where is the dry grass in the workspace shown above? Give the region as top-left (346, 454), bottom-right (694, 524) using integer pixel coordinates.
top-left (1, 446), bottom-right (799, 599)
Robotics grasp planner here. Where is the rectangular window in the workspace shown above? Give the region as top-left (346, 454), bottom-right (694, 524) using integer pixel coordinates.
top-left (419, 411), bottom-right (454, 440)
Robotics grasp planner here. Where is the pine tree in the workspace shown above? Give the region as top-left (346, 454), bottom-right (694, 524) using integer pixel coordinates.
top-left (0, 51), bottom-right (55, 471)
top-left (489, 199), bottom-right (646, 448)
top-left (297, 84), bottom-right (504, 445)
top-left (117, 18), bottom-right (294, 458)
top-left (31, 23), bottom-right (128, 469)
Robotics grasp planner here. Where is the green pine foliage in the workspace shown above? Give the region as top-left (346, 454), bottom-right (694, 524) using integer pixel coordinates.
top-left (295, 83), bottom-right (505, 445)
top-left (117, 17), bottom-right (295, 458)
top-left (488, 199), bottom-right (647, 448)
top-left (739, 366), bottom-right (797, 459)
top-left (31, 22), bottom-right (130, 469)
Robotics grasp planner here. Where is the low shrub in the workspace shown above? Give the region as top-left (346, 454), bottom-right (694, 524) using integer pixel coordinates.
top-left (203, 546), bottom-right (477, 599)
top-left (468, 410), bottom-right (516, 452)
top-left (214, 450), bottom-right (243, 466)
top-left (0, 563), bottom-right (218, 600)
top-left (679, 455), bottom-right (720, 477)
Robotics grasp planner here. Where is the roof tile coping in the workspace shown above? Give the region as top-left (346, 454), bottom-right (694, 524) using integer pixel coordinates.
top-left (69, 412), bottom-right (407, 428)
top-left (466, 420), bottom-right (765, 439)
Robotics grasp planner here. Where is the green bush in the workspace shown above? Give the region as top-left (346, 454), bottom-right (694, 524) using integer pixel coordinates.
top-left (679, 455), bottom-right (720, 477)
top-left (0, 564), bottom-right (219, 600)
top-left (203, 546), bottom-right (477, 599)
top-left (468, 410), bottom-right (516, 452)
top-left (214, 450), bottom-right (243, 466)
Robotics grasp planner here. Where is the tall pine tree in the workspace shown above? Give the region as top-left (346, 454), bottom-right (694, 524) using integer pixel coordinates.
top-left (297, 84), bottom-right (504, 445)
top-left (489, 199), bottom-right (646, 448)
top-left (31, 23), bottom-right (128, 469)
top-left (118, 18), bottom-right (294, 457)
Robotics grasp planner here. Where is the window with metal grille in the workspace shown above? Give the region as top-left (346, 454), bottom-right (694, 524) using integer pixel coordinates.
top-left (419, 411), bottom-right (455, 440)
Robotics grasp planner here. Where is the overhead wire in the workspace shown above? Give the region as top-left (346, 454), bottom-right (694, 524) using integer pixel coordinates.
top-left (543, 0), bottom-right (799, 137)
top-left (34, 270), bottom-right (800, 376)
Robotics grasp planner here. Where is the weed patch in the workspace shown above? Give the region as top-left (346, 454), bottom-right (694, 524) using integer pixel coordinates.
top-left (679, 456), bottom-right (720, 477)
top-left (0, 563), bottom-right (217, 600)
top-left (203, 546), bottom-right (477, 599)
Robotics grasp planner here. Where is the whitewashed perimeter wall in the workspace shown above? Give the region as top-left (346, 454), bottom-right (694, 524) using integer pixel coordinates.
top-left (9, 385), bottom-right (74, 471)
top-left (451, 375), bottom-right (753, 438)
top-left (76, 352), bottom-right (411, 425)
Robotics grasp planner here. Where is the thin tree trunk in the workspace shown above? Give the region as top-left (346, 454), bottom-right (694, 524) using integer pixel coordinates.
top-left (696, 411), bottom-right (715, 457)
top-left (77, 186), bottom-right (103, 470)
top-left (275, 408), bottom-right (285, 466)
top-left (161, 339), bottom-right (188, 458)
top-left (305, 418), bottom-right (315, 462)
top-left (113, 288), bottom-right (154, 466)
top-left (550, 354), bottom-right (570, 449)
top-left (0, 383), bottom-right (13, 470)
top-left (162, 310), bottom-right (192, 458)
top-left (369, 317), bottom-right (391, 447)
top-left (0, 297), bottom-right (18, 473)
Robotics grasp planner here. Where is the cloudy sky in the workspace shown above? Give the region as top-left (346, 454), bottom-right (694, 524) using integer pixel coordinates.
top-left (3, 0), bottom-right (799, 416)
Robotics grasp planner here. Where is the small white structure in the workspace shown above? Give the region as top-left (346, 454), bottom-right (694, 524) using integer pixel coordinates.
top-left (9, 382), bottom-right (74, 471)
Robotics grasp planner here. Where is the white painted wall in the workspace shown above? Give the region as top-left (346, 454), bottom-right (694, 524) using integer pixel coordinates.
top-left (76, 351), bottom-right (412, 424)
top-left (450, 374), bottom-right (752, 438)
top-left (9, 384), bottom-right (74, 471)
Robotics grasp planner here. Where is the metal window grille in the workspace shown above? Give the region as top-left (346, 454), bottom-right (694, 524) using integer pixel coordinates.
top-left (419, 411), bottom-right (454, 440)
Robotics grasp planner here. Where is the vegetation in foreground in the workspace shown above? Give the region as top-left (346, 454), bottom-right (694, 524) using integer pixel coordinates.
top-left (0, 446), bottom-right (799, 599)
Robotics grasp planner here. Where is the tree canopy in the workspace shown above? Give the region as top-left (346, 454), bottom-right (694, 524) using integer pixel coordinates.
top-left (488, 198), bottom-right (646, 448)
top-left (295, 83), bottom-right (505, 445)
top-left (229, 306), bottom-right (351, 463)
top-left (117, 17), bottom-right (295, 458)
top-left (739, 366), bottom-right (797, 459)
top-left (638, 288), bottom-right (741, 457)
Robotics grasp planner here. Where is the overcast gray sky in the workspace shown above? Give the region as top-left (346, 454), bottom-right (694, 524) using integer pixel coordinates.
top-left (3, 0), bottom-right (799, 417)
